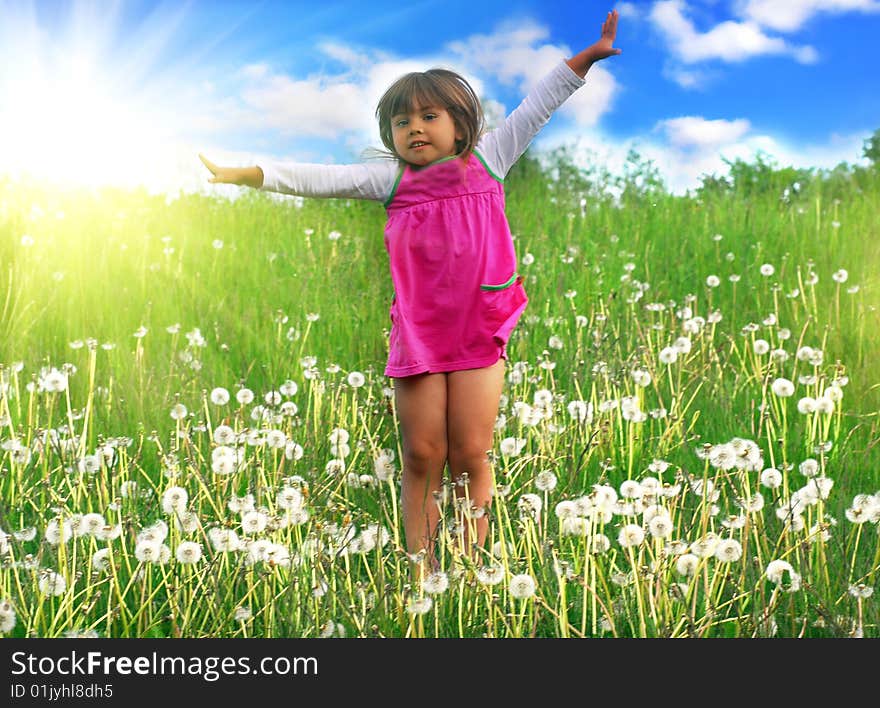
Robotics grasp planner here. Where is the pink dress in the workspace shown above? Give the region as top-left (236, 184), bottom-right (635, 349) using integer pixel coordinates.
top-left (383, 152), bottom-right (527, 378)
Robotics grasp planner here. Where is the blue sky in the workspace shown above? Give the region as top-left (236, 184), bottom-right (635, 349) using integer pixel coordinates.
top-left (1, 0), bottom-right (878, 194)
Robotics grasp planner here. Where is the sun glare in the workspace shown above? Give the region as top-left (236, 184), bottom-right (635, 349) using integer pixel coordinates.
top-left (0, 8), bottom-right (192, 193)
top-left (4, 53), bottom-right (167, 189)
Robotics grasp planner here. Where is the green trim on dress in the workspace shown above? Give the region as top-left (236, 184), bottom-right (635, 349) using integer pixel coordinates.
top-left (383, 165), bottom-right (406, 208)
top-left (473, 150), bottom-right (503, 183)
top-left (480, 273), bottom-right (518, 291)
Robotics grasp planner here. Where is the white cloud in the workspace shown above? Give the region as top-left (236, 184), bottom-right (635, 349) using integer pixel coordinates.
top-left (660, 116), bottom-right (752, 148)
top-left (241, 74), bottom-right (371, 139)
top-left (657, 127), bottom-right (866, 193)
top-left (316, 41), bottom-right (377, 68)
top-left (542, 119), bottom-right (868, 195)
top-left (661, 64), bottom-right (713, 88)
top-left (231, 49), bottom-right (466, 149)
top-left (650, 0), bottom-right (818, 65)
top-left (616, 3), bottom-right (641, 20)
top-left (447, 22), bottom-right (562, 89)
top-left (736, 0), bottom-right (880, 33)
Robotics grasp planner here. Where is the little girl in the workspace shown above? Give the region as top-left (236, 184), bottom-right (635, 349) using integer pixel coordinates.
top-left (201, 11), bottom-right (621, 567)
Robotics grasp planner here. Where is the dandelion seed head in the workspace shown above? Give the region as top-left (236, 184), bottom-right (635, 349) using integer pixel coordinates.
top-left (631, 369), bottom-right (651, 387)
top-left (797, 397), bottom-right (816, 414)
top-left (45, 518), bottom-right (73, 546)
top-left (554, 500), bottom-right (577, 520)
top-left (619, 480), bottom-right (643, 499)
top-left (421, 572), bottom-right (450, 595)
top-left (709, 443), bottom-right (737, 471)
top-left (134, 539), bottom-right (163, 564)
top-left (675, 553), bottom-right (699, 577)
top-left (329, 428), bottom-right (350, 446)
top-left (648, 514), bottom-right (673, 539)
top-left (760, 467), bottom-right (783, 489)
top-left (77, 513), bottom-right (107, 537)
top-left (534, 470), bottom-right (557, 492)
top-left (771, 378), bottom-right (795, 397)
top-left (690, 533), bottom-right (720, 558)
top-left (796, 346), bottom-right (815, 362)
top-left (39, 368), bottom-right (69, 393)
top-left (753, 339), bottom-right (770, 355)
top-left (161, 486), bottom-right (188, 515)
top-left (518, 493), bottom-right (542, 520)
top-left (13, 527), bottom-right (37, 542)
top-left (714, 538), bottom-right (743, 563)
top-left (824, 384), bottom-right (844, 403)
top-left (476, 565), bottom-right (505, 586)
top-left (674, 336), bottom-right (692, 354)
top-left (799, 458), bottom-right (820, 478)
top-left (245, 538), bottom-right (274, 564)
top-left (566, 400), bottom-right (593, 423)
top-left (284, 441), bottom-right (304, 461)
top-left (617, 524), bottom-right (645, 548)
top-left (91, 548), bottom-right (112, 573)
top-left (276, 486), bottom-right (304, 511)
top-left (508, 573), bottom-right (537, 600)
top-left (849, 584), bottom-right (873, 599)
top-left (175, 541), bottom-right (203, 564)
top-left (236, 388), bottom-right (255, 405)
top-left (658, 346), bottom-right (678, 365)
top-left (234, 606), bottom-right (252, 622)
top-left (38, 571), bottom-right (67, 597)
top-left (558, 516), bottom-right (585, 536)
top-left (325, 459), bottom-right (346, 475)
top-left (405, 596), bottom-right (433, 616)
top-left (766, 559), bottom-right (797, 586)
top-left (240, 510), bottom-right (268, 535)
top-left (209, 528), bottom-right (241, 552)
top-left (845, 505), bottom-right (872, 524)
top-left (499, 437), bottom-right (526, 457)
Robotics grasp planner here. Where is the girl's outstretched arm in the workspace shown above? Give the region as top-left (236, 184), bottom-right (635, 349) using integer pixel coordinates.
top-left (199, 154), bottom-right (264, 188)
top-left (199, 152), bottom-right (398, 202)
top-left (566, 9), bottom-right (621, 78)
top-left (476, 9), bottom-right (621, 179)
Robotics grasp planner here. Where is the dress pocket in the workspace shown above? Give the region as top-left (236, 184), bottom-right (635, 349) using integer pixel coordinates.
top-left (480, 275), bottom-right (528, 345)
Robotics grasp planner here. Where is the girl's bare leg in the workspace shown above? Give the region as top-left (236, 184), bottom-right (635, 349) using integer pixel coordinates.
top-left (446, 358), bottom-right (505, 558)
top-left (394, 372), bottom-right (448, 570)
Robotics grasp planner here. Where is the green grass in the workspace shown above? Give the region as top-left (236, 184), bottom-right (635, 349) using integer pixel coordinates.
top-left (1, 153), bottom-right (879, 638)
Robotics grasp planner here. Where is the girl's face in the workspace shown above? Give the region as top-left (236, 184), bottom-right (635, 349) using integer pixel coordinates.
top-left (390, 104), bottom-right (463, 166)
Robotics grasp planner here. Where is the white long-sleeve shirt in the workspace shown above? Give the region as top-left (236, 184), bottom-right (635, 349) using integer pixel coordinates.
top-left (259, 60), bottom-right (586, 201)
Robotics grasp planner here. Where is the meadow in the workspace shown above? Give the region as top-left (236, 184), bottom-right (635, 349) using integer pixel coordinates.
top-left (1, 147), bottom-right (878, 638)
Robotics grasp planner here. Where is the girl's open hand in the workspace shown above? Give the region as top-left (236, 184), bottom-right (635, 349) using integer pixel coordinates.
top-left (198, 153), bottom-right (264, 188)
top-left (199, 153), bottom-right (235, 184)
top-left (566, 10), bottom-right (621, 78)
top-left (588, 10), bottom-right (621, 63)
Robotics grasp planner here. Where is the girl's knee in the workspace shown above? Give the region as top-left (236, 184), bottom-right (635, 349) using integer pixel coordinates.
top-left (402, 438), bottom-right (447, 471)
top-left (446, 443), bottom-right (491, 476)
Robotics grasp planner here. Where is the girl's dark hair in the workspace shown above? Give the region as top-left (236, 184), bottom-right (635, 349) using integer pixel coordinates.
top-left (375, 68), bottom-right (485, 161)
